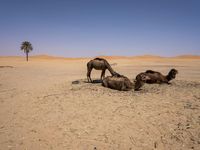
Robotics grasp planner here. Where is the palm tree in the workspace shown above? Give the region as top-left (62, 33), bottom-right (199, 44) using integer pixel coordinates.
top-left (20, 41), bottom-right (33, 61)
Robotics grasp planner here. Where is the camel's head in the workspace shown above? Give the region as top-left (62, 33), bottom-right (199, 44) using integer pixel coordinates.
top-left (134, 73), bottom-right (150, 91)
top-left (168, 68), bottom-right (178, 79)
top-left (134, 79), bottom-right (145, 91)
top-left (112, 72), bottom-right (123, 77)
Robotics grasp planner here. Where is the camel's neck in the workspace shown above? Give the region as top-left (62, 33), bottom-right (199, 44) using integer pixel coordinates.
top-left (166, 72), bottom-right (173, 81)
top-left (105, 61), bottom-right (116, 75)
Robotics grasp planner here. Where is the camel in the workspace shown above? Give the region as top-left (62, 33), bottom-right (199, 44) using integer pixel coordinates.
top-left (87, 58), bottom-right (118, 82)
top-left (102, 75), bottom-right (134, 91)
top-left (134, 68), bottom-right (178, 91)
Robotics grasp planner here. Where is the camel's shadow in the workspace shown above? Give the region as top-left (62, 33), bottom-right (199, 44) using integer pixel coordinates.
top-left (85, 79), bottom-right (102, 84)
top-left (72, 79), bottom-right (102, 85)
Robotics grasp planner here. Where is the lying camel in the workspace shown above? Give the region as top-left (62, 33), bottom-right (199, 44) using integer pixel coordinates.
top-left (134, 68), bottom-right (178, 91)
top-left (87, 58), bottom-right (118, 82)
top-left (102, 75), bottom-right (134, 91)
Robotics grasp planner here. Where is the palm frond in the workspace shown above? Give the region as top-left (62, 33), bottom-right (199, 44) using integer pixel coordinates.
top-left (20, 41), bottom-right (33, 53)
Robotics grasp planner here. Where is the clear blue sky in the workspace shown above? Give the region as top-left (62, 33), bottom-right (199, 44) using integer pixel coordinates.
top-left (0, 0), bottom-right (200, 57)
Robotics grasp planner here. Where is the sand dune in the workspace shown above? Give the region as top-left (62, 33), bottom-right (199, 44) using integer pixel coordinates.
top-left (0, 56), bottom-right (200, 149)
top-left (173, 55), bottom-right (200, 59)
top-left (1, 54), bottom-right (199, 60)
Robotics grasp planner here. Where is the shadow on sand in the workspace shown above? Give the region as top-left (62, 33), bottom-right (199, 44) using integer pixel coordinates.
top-left (72, 79), bottom-right (102, 84)
top-left (0, 66), bottom-right (13, 68)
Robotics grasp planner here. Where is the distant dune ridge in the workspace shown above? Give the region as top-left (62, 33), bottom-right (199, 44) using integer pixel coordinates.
top-left (173, 55), bottom-right (200, 59)
top-left (0, 54), bottom-right (200, 60)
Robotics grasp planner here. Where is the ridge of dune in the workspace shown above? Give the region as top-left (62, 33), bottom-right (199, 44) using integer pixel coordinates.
top-left (30, 54), bottom-right (67, 59)
top-left (95, 55), bottom-right (129, 59)
top-left (0, 55), bottom-right (87, 60)
top-left (173, 55), bottom-right (200, 59)
top-left (0, 54), bottom-right (200, 60)
top-left (131, 55), bottom-right (163, 59)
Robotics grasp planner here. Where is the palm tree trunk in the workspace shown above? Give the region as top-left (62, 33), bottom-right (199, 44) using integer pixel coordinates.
top-left (26, 52), bottom-right (28, 61)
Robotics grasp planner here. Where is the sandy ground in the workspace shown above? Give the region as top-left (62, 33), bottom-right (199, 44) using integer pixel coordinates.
top-left (0, 56), bottom-right (200, 150)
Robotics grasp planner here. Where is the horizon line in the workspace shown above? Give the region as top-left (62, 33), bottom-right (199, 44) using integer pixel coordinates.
top-left (1, 54), bottom-right (200, 59)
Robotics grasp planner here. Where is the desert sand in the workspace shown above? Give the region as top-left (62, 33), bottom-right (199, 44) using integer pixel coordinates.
top-left (0, 55), bottom-right (200, 150)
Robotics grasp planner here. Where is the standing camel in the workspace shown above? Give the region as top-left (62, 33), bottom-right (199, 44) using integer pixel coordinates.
top-left (87, 58), bottom-right (118, 82)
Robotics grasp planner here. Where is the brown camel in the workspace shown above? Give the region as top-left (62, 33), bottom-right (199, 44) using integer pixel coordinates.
top-left (102, 75), bottom-right (134, 91)
top-left (87, 58), bottom-right (118, 82)
top-left (134, 68), bottom-right (178, 91)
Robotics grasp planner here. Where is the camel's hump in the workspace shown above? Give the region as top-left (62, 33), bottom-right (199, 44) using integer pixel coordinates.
top-left (94, 58), bottom-right (106, 61)
top-left (145, 70), bottom-right (156, 74)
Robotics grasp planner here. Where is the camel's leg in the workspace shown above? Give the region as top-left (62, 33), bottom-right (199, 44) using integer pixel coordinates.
top-left (163, 79), bottom-right (170, 84)
top-left (121, 82), bottom-right (126, 91)
top-left (87, 67), bottom-right (93, 83)
top-left (100, 69), bottom-right (106, 80)
top-left (121, 82), bottom-right (129, 91)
